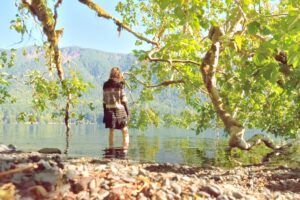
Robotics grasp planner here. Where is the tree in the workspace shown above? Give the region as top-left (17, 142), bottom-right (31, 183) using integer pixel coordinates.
top-left (79, 0), bottom-right (300, 150)
top-left (0, 49), bottom-right (16, 106)
top-left (8, 0), bottom-right (300, 150)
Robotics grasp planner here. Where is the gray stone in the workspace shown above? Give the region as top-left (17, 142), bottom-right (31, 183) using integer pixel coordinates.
top-left (34, 171), bottom-right (58, 185)
top-left (77, 191), bottom-right (90, 200)
top-left (0, 144), bottom-right (17, 152)
top-left (232, 191), bottom-right (243, 199)
top-left (181, 176), bottom-right (192, 182)
top-left (150, 182), bottom-right (159, 190)
top-left (138, 168), bottom-right (148, 176)
top-left (65, 169), bottom-right (78, 180)
top-left (37, 160), bottom-right (52, 170)
top-left (129, 165), bottom-right (139, 176)
top-left (202, 184), bottom-right (222, 197)
top-left (162, 178), bottom-right (171, 188)
top-left (244, 195), bottom-right (258, 200)
top-left (137, 193), bottom-right (148, 200)
top-left (121, 176), bottom-right (136, 183)
top-left (94, 164), bottom-right (107, 171)
top-left (171, 182), bottom-right (182, 194)
top-left (57, 184), bottom-right (70, 195)
top-left (77, 165), bottom-right (89, 177)
top-left (156, 190), bottom-right (167, 200)
top-left (11, 173), bottom-right (23, 184)
top-left (189, 184), bottom-right (199, 193)
top-left (165, 190), bottom-right (176, 198)
top-left (217, 194), bottom-right (230, 200)
top-left (88, 179), bottom-right (98, 191)
top-left (20, 197), bottom-right (35, 200)
top-left (37, 148), bottom-right (61, 154)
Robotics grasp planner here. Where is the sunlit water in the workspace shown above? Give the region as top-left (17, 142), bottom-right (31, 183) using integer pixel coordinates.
top-left (1, 124), bottom-right (298, 167)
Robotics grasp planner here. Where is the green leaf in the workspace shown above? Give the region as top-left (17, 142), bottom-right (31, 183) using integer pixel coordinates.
top-left (247, 21), bottom-right (260, 35)
top-left (234, 35), bottom-right (242, 50)
top-left (262, 63), bottom-right (279, 83)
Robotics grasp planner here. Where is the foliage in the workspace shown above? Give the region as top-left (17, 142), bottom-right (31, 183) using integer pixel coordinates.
top-left (16, 66), bottom-right (94, 123)
top-left (0, 49), bottom-right (17, 105)
top-left (2, 0), bottom-right (300, 142)
top-left (115, 0), bottom-right (300, 138)
top-left (0, 47), bottom-right (179, 124)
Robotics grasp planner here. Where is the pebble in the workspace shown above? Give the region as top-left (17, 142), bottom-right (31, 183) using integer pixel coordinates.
top-left (88, 178), bottom-right (98, 191)
top-left (202, 184), bottom-right (222, 197)
top-left (137, 192), bottom-right (148, 200)
top-left (77, 190), bottom-right (90, 200)
top-left (65, 169), bottom-right (77, 181)
top-left (156, 190), bottom-right (167, 200)
top-left (121, 176), bottom-right (136, 183)
top-left (0, 152), bottom-right (299, 200)
top-left (171, 182), bottom-right (182, 194)
top-left (216, 194), bottom-right (230, 200)
top-left (162, 178), bottom-right (171, 188)
top-left (98, 189), bottom-right (109, 199)
top-left (232, 191), bottom-right (243, 199)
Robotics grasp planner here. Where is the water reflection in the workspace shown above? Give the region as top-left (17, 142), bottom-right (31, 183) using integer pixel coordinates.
top-left (103, 147), bottom-right (128, 159)
top-left (0, 124), bottom-right (299, 167)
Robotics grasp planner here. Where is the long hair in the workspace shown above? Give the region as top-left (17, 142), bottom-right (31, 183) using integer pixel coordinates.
top-left (109, 67), bottom-right (123, 81)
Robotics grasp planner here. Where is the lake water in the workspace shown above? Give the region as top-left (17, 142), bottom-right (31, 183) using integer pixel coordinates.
top-left (0, 124), bottom-right (293, 167)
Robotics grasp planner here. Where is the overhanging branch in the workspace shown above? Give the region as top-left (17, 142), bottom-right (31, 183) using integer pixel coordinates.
top-left (147, 48), bottom-right (202, 67)
top-left (79, 0), bottom-right (203, 70)
top-left (78, 0), bottom-right (159, 47)
top-left (124, 72), bottom-right (184, 88)
top-left (54, 0), bottom-right (63, 27)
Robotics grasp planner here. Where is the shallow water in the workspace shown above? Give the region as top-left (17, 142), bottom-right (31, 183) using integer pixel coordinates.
top-left (0, 124), bottom-right (298, 167)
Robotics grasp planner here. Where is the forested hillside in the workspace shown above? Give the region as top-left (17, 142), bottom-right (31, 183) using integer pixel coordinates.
top-left (0, 46), bottom-right (182, 125)
top-left (0, 46), bottom-right (134, 124)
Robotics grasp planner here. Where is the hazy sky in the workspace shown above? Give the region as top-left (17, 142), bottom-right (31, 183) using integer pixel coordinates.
top-left (0, 1), bottom-right (148, 53)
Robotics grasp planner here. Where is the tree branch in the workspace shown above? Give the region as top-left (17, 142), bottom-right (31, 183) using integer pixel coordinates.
top-left (0, 164), bottom-right (37, 178)
top-left (78, 0), bottom-right (159, 47)
top-left (226, 2), bottom-right (246, 38)
top-left (22, 0), bottom-right (71, 132)
top-left (147, 47), bottom-right (202, 66)
top-left (124, 72), bottom-right (184, 88)
top-left (79, 0), bottom-right (204, 69)
top-left (54, 0), bottom-right (63, 27)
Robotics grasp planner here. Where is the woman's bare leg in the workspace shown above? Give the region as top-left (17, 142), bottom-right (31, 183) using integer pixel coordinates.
top-left (109, 128), bottom-right (114, 147)
top-left (122, 127), bottom-right (129, 149)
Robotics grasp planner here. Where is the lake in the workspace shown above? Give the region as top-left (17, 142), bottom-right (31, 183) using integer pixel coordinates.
top-left (0, 124), bottom-right (296, 167)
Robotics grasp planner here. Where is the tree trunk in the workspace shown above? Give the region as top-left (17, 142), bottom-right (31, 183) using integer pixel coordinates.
top-left (22, 0), bottom-right (71, 143)
top-left (200, 26), bottom-right (250, 149)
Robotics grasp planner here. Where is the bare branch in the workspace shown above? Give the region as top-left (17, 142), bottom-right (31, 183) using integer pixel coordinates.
top-left (54, 0), bottom-right (63, 27)
top-left (124, 72), bottom-right (184, 88)
top-left (263, 13), bottom-right (288, 18)
top-left (226, 2), bottom-right (245, 38)
top-left (236, 3), bottom-right (247, 22)
top-left (78, 0), bottom-right (159, 47)
top-left (147, 48), bottom-right (202, 66)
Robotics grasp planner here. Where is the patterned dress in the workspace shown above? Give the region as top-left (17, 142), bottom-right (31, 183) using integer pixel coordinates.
top-left (103, 79), bottom-right (129, 129)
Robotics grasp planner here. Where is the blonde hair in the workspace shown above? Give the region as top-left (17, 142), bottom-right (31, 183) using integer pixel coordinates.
top-left (109, 67), bottom-right (123, 81)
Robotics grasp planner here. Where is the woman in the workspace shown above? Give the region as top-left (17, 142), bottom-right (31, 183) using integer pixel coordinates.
top-left (103, 67), bottom-right (129, 149)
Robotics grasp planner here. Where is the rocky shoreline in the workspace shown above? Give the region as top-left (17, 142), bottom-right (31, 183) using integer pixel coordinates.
top-left (0, 151), bottom-right (299, 200)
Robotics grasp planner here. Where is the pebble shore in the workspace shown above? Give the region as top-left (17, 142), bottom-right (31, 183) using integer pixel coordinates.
top-left (0, 152), bottom-right (299, 200)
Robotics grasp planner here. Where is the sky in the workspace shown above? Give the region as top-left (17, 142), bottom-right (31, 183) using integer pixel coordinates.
top-left (0, 1), bottom-right (148, 54)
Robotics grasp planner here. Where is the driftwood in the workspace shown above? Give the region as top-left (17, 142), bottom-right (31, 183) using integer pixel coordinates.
top-left (0, 164), bottom-right (37, 179)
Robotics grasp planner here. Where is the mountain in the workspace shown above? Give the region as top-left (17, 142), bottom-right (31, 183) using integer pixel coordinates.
top-left (0, 46), bottom-right (136, 123)
top-left (0, 46), bottom-right (183, 125)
